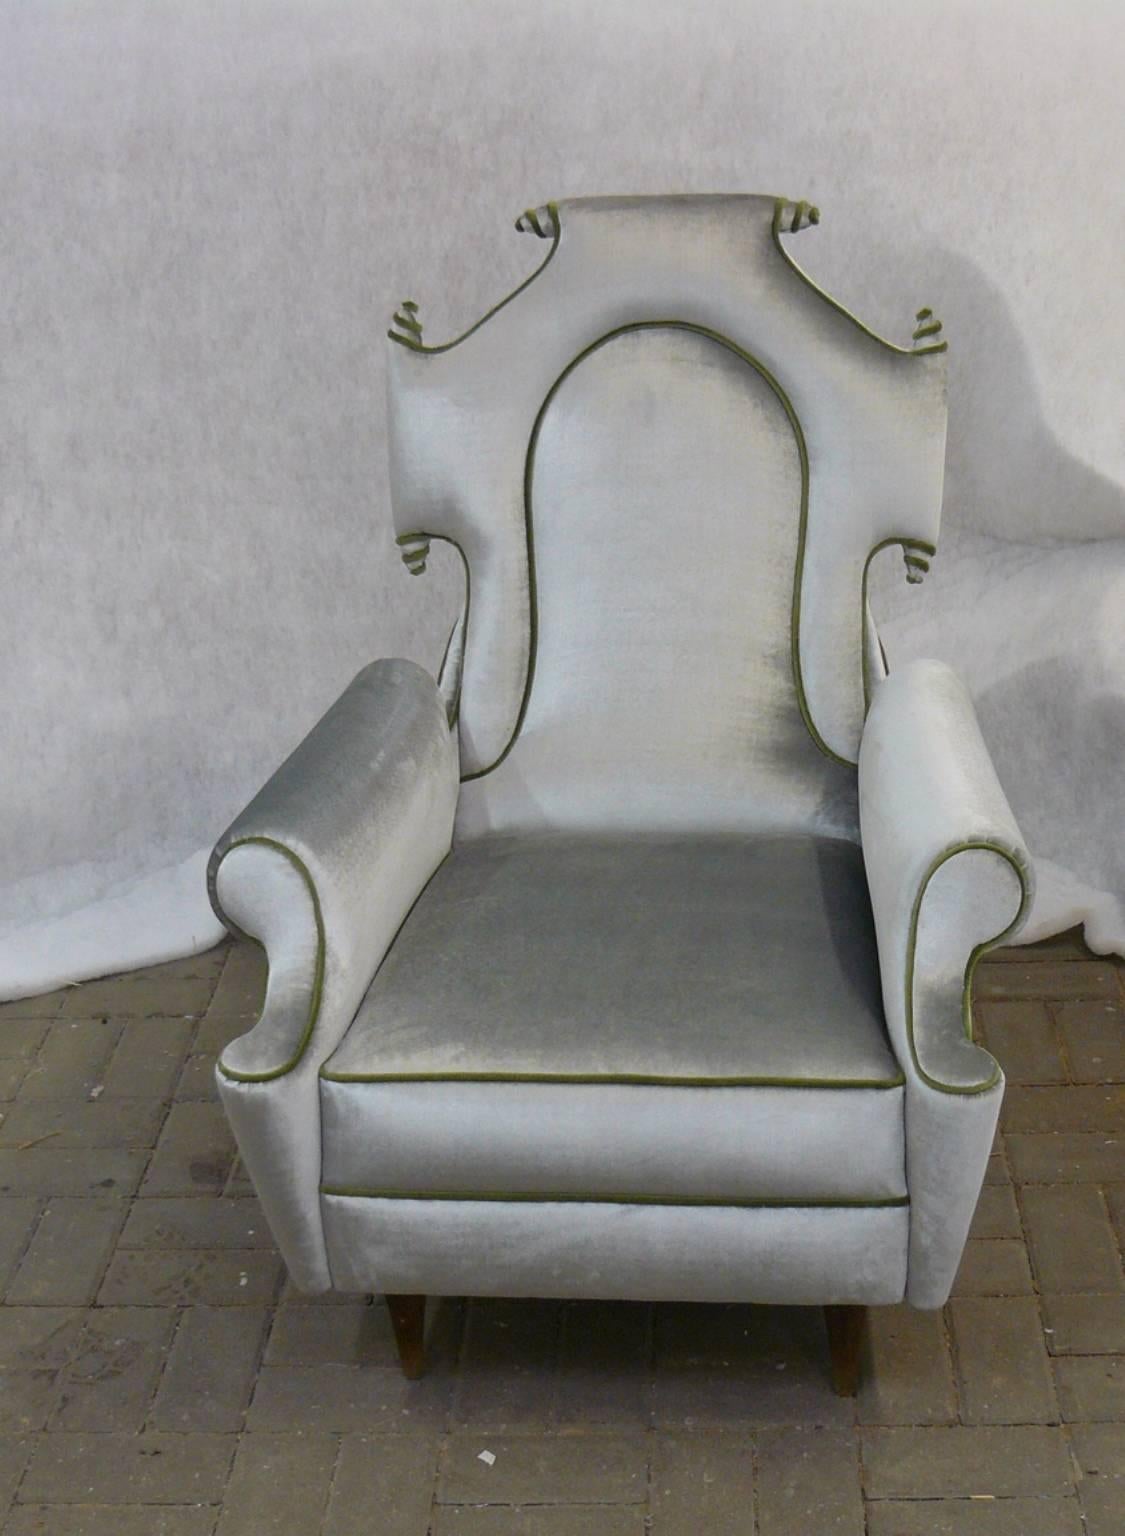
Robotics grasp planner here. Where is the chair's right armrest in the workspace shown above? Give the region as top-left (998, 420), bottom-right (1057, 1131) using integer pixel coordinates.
top-left (859, 659), bottom-right (1033, 1094)
top-left (859, 659), bottom-right (1034, 1307)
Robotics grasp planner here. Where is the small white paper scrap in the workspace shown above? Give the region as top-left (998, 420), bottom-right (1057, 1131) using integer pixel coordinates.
top-left (477, 1450), bottom-right (496, 1467)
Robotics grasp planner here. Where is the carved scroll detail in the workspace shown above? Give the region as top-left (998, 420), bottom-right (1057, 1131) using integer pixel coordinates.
top-left (514, 204), bottom-right (560, 239)
top-left (912, 306), bottom-right (944, 348)
top-left (776, 198), bottom-right (821, 233)
top-left (903, 543), bottom-right (933, 585)
top-left (389, 299), bottom-right (424, 349)
top-left (396, 532), bottom-right (431, 575)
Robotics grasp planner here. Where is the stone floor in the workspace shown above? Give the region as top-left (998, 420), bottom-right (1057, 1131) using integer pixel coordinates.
top-left (0, 931), bottom-right (1122, 1534)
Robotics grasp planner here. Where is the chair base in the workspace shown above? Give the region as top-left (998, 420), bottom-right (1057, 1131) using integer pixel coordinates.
top-left (385, 1293), bottom-right (426, 1379)
top-left (824, 1303), bottom-right (866, 1396)
top-left (381, 1294), bottom-right (866, 1395)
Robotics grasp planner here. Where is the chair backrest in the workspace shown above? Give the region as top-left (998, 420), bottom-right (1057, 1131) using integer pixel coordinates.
top-left (387, 195), bottom-right (948, 840)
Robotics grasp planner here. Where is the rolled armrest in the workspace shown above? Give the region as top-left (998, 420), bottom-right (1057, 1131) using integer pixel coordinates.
top-left (861, 659), bottom-right (1034, 1307)
top-left (206, 657), bottom-right (458, 1291)
top-left (209, 658), bottom-right (459, 1080)
top-left (860, 659), bottom-right (1033, 1095)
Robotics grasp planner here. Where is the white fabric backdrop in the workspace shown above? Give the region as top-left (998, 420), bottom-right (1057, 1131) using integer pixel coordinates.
top-left (2, 0), bottom-right (1123, 996)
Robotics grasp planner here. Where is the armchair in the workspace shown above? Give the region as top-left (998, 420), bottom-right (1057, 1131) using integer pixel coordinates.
top-left (209, 195), bottom-right (1032, 1394)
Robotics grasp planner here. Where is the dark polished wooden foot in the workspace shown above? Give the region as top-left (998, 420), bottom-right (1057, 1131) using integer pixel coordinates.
top-left (824, 1304), bottom-right (866, 1397)
top-left (386, 1293), bottom-right (426, 1379)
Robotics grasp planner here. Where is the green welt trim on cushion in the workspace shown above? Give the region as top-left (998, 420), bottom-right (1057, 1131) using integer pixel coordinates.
top-left (463, 318), bottom-right (850, 780)
top-left (905, 839), bottom-right (1032, 1096)
top-left (320, 1068), bottom-right (905, 1088)
top-left (320, 1187), bottom-right (910, 1209)
top-left (212, 836), bottom-right (326, 1084)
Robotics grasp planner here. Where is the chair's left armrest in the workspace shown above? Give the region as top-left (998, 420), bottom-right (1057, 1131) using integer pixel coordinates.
top-left (860, 659), bottom-right (1033, 1094)
top-left (859, 659), bottom-right (1034, 1307)
top-left (207, 657), bottom-right (458, 1291)
top-left (209, 657), bottom-right (459, 1081)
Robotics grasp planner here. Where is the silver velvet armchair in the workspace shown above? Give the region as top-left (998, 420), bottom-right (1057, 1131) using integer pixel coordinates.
top-left (208, 194), bottom-right (1032, 1394)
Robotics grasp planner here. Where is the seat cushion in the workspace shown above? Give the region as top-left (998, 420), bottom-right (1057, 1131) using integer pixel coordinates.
top-left (320, 833), bottom-right (906, 1203)
top-left (327, 833), bottom-right (898, 1084)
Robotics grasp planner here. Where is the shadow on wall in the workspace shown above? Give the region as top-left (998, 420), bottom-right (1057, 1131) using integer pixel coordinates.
top-left (873, 244), bottom-right (1125, 954)
top-left (906, 244), bottom-right (1125, 544)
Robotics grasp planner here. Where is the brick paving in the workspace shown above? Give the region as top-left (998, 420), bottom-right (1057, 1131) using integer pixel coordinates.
top-left (0, 931), bottom-right (1122, 1533)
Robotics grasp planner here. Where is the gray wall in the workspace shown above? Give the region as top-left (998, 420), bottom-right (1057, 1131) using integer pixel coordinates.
top-left (2, 1), bottom-right (1122, 961)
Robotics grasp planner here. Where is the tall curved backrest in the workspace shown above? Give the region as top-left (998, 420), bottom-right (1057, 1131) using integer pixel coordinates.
top-left (387, 195), bottom-right (948, 839)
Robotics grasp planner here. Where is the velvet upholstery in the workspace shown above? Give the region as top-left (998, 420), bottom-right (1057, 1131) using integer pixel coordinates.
top-left (207, 194), bottom-right (1031, 1314)
top-left (322, 1197), bottom-right (910, 1306)
top-left (388, 195), bottom-right (948, 776)
top-left (209, 658), bottom-right (458, 1290)
top-left (452, 323), bottom-right (858, 841)
top-left (322, 1079), bottom-right (906, 1204)
top-left (859, 657), bottom-right (1033, 1303)
top-left (324, 834), bottom-right (898, 1086)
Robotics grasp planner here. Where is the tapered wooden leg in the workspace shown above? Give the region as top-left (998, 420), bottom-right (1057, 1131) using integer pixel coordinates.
top-left (386, 1294), bottom-right (426, 1380)
top-left (824, 1305), bottom-right (866, 1397)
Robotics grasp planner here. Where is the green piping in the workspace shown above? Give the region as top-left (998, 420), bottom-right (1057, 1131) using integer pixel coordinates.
top-left (395, 531), bottom-right (469, 733)
top-left (222, 848), bottom-right (460, 1085)
top-left (320, 1186), bottom-right (909, 1209)
top-left (215, 837), bottom-right (326, 1084)
top-left (771, 198), bottom-right (948, 357)
top-left (213, 838), bottom-right (460, 1086)
top-left (861, 538), bottom-right (938, 710)
top-left (387, 202), bottom-right (561, 355)
top-left (320, 1068), bottom-right (905, 1088)
top-left (905, 840), bottom-right (1032, 1095)
top-left (437, 621), bottom-right (456, 677)
top-left (462, 319), bottom-right (849, 781)
top-left (437, 613), bottom-right (466, 728)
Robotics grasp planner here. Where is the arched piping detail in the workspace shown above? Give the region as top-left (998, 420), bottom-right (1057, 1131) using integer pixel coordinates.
top-left (462, 320), bottom-right (850, 781)
top-left (771, 198), bottom-right (948, 358)
top-left (388, 202), bottom-right (561, 355)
